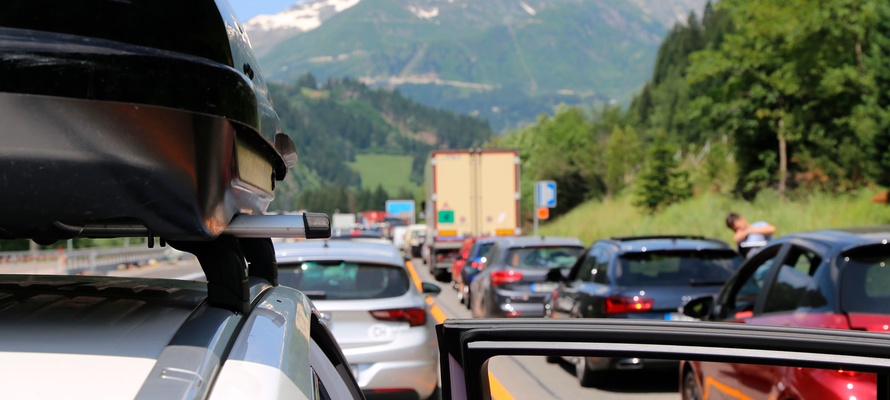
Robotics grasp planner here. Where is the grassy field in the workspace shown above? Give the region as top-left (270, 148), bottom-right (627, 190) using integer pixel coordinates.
top-left (539, 190), bottom-right (890, 245)
top-left (348, 154), bottom-right (418, 195)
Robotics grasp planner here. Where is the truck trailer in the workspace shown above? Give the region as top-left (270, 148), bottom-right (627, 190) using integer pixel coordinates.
top-left (423, 149), bottom-right (521, 281)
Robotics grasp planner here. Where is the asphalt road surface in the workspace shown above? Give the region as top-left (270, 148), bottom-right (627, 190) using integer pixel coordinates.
top-left (411, 258), bottom-right (680, 400)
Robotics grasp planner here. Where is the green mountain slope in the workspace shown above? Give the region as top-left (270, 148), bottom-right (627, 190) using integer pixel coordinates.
top-left (268, 76), bottom-right (493, 210)
top-left (257, 0), bottom-right (695, 131)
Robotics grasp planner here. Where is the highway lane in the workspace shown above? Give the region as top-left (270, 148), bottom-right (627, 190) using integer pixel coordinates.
top-left (411, 258), bottom-right (680, 400)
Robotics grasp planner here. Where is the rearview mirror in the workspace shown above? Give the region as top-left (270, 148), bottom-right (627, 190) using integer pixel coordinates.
top-left (545, 267), bottom-right (570, 283)
top-left (421, 282), bottom-right (442, 296)
top-left (680, 295), bottom-right (714, 320)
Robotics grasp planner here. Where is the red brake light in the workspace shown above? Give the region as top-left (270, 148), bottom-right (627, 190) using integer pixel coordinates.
top-left (369, 308), bottom-right (427, 327)
top-left (470, 261), bottom-right (484, 269)
top-left (604, 296), bottom-right (654, 315)
top-left (491, 270), bottom-right (523, 286)
top-left (835, 369), bottom-right (861, 377)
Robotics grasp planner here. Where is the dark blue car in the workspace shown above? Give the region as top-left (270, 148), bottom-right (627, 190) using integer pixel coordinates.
top-left (550, 235), bottom-right (741, 386)
top-left (457, 237), bottom-right (498, 309)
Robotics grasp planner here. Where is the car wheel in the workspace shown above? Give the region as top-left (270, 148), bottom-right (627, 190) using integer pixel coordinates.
top-left (575, 356), bottom-right (597, 387)
top-left (682, 369), bottom-right (702, 400)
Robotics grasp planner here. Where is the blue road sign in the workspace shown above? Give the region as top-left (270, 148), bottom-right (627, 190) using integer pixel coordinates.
top-left (536, 181), bottom-right (557, 208)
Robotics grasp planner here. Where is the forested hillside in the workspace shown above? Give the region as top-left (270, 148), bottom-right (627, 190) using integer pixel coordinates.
top-left (269, 75), bottom-right (493, 213)
top-left (254, 0), bottom-right (704, 131)
top-left (497, 0), bottom-right (890, 223)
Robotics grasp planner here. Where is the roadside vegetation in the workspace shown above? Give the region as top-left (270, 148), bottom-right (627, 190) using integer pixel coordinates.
top-left (493, 0), bottom-right (890, 236)
top-left (540, 190), bottom-right (890, 245)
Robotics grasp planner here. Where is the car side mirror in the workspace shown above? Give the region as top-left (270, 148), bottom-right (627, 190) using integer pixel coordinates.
top-left (421, 282), bottom-right (442, 296)
top-left (680, 296), bottom-right (714, 320)
top-left (546, 267), bottom-right (569, 283)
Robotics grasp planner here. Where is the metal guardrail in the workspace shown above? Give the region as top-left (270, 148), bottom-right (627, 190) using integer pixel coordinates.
top-left (0, 246), bottom-right (181, 275)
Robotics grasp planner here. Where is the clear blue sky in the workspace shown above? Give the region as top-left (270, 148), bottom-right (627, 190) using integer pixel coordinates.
top-left (227, 0), bottom-right (299, 21)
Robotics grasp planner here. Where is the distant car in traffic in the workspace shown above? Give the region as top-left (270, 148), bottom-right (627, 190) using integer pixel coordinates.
top-left (452, 236), bottom-right (498, 309)
top-left (679, 227), bottom-right (890, 400)
top-left (549, 235), bottom-right (741, 386)
top-left (469, 236), bottom-right (584, 318)
top-left (275, 240), bottom-right (442, 400)
top-left (403, 224), bottom-right (427, 258)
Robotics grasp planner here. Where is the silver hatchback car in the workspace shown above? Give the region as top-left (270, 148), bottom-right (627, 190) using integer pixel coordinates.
top-left (275, 240), bottom-right (442, 399)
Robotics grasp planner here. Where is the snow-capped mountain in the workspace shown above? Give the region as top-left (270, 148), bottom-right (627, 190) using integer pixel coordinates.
top-left (245, 0), bottom-right (709, 131)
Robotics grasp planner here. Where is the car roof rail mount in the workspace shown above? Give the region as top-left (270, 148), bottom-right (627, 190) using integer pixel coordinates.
top-left (55, 212), bottom-right (332, 240)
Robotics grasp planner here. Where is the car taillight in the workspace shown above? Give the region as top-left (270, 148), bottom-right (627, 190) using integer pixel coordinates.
top-left (470, 261), bottom-right (484, 269)
top-left (491, 270), bottom-right (523, 286)
top-left (604, 296), bottom-right (654, 315)
top-left (369, 308), bottom-right (427, 327)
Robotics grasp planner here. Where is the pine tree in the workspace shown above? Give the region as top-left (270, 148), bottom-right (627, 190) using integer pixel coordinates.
top-left (634, 134), bottom-right (691, 213)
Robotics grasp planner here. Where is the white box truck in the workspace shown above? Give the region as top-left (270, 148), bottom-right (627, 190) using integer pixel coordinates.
top-left (423, 149), bottom-right (521, 280)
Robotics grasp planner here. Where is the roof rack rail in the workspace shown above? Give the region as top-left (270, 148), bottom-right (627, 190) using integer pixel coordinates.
top-left (55, 213), bottom-right (331, 240)
top-left (609, 235), bottom-right (707, 242)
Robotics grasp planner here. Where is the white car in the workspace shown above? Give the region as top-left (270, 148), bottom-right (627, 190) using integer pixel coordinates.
top-left (275, 240), bottom-right (442, 399)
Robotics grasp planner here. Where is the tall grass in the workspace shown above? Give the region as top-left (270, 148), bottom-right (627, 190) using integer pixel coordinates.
top-left (539, 190), bottom-right (890, 245)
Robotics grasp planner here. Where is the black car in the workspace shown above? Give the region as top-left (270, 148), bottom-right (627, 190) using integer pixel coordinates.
top-left (550, 235), bottom-right (741, 386)
top-left (469, 236), bottom-right (584, 318)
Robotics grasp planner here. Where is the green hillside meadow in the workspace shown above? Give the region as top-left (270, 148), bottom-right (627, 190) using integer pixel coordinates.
top-left (348, 154), bottom-right (416, 195)
top-left (539, 190), bottom-right (890, 245)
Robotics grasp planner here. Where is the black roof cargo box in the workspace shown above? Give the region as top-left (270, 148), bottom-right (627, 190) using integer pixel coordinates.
top-left (0, 0), bottom-right (298, 242)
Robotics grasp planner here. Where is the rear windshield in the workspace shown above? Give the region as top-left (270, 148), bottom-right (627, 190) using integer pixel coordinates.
top-left (504, 246), bottom-right (583, 269)
top-left (841, 249), bottom-right (890, 315)
top-left (615, 250), bottom-right (739, 287)
top-left (472, 243), bottom-right (495, 259)
top-left (279, 262), bottom-right (409, 300)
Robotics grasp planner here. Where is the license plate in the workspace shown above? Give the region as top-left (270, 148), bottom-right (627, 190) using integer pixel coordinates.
top-left (531, 282), bottom-right (558, 293)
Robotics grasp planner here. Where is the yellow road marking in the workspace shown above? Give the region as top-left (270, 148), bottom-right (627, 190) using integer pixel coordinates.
top-left (703, 376), bottom-right (753, 400)
top-left (489, 372), bottom-right (515, 400)
top-left (405, 260), bottom-right (423, 293)
top-left (410, 259), bottom-right (516, 400)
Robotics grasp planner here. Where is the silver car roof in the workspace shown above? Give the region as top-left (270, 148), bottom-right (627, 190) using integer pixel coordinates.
top-left (274, 240), bottom-right (405, 266)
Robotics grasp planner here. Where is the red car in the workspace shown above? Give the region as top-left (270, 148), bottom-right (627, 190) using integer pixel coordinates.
top-left (679, 227), bottom-right (890, 400)
top-left (451, 237), bottom-right (477, 289)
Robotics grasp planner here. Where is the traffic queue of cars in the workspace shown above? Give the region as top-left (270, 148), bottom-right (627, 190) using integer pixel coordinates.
top-left (444, 228), bottom-right (890, 399)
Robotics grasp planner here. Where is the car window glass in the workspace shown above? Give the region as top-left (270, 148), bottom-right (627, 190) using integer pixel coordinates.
top-left (485, 245), bottom-right (501, 268)
top-left (762, 246), bottom-right (825, 314)
top-left (575, 251), bottom-right (599, 282)
top-left (473, 242), bottom-right (494, 260)
top-left (279, 262), bottom-right (409, 299)
top-left (504, 246), bottom-right (584, 269)
top-left (724, 246), bottom-right (781, 318)
top-left (614, 250), bottom-right (737, 286)
top-left (592, 249), bottom-right (611, 284)
top-left (840, 247), bottom-right (890, 315)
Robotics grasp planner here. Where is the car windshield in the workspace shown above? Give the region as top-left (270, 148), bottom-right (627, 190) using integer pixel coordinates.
top-left (504, 246), bottom-right (583, 269)
top-left (840, 250), bottom-right (890, 315)
top-left (615, 250), bottom-right (739, 287)
top-left (278, 261), bottom-right (409, 300)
